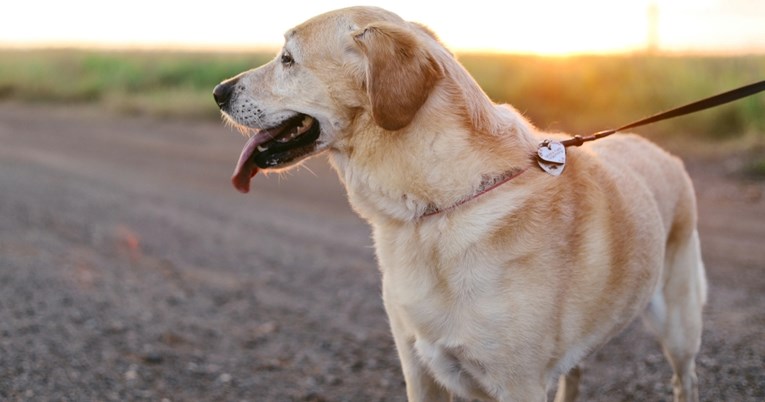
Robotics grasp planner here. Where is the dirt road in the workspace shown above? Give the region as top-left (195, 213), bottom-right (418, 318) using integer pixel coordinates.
top-left (0, 103), bottom-right (762, 401)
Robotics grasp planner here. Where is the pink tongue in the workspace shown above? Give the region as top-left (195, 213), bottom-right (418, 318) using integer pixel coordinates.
top-left (231, 129), bottom-right (278, 193)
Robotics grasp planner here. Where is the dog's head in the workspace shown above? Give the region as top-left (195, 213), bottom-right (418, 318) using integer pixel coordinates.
top-left (214, 7), bottom-right (446, 193)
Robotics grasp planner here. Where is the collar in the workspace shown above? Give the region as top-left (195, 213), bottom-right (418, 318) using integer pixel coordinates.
top-left (421, 166), bottom-right (530, 218)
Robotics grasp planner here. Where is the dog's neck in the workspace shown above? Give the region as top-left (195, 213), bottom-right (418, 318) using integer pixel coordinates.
top-left (328, 51), bottom-right (539, 223)
top-left (330, 94), bottom-right (538, 223)
top-left (421, 165), bottom-right (531, 217)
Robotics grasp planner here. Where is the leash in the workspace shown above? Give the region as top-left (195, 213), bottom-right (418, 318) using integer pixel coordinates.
top-left (537, 80), bottom-right (765, 176)
top-left (424, 80), bottom-right (765, 218)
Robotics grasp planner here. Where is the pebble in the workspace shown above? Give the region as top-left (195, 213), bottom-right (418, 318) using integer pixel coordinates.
top-left (218, 373), bottom-right (232, 383)
top-left (141, 352), bottom-right (163, 364)
top-left (125, 365), bottom-right (138, 381)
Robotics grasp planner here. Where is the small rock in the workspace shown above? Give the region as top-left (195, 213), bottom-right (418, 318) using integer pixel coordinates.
top-left (351, 360), bottom-right (364, 371)
top-left (253, 322), bottom-right (278, 338)
top-left (326, 375), bottom-right (342, 386)
top-left (218, 373), bottom-right (232, 383)
top-left (105, 321), bottom-right (127, 334)
top-left (302, 392), bottom-right (327, 402)
top-left (142, 352), bottom-right (163, 365)
top-left (160, 331), bottom-right (187, 346)
top-left (125, 364), bottom-right (138, 381)
top-left (256, 359), bottom-right (287, 371)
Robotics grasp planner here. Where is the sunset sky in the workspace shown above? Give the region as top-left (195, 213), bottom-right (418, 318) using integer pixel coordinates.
top-left (2, 0), bottom-right (764, 54)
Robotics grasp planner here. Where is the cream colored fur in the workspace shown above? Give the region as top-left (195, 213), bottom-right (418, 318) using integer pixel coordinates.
top-left (218, 7), bottom-right (706, 401)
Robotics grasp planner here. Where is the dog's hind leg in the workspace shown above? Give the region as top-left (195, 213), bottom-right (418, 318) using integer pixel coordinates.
top-left (643, 229), bottom-right (706, 402)
top-left (552, 365), bottom-right (581, 402)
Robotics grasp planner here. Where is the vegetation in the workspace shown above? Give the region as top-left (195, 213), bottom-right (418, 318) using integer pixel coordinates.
top-left (458, 53), bottom-right (765, 140)
top-left (1, 49), bottom-right (764, 139)
top-left (0, 49), bottom-right (272, 119)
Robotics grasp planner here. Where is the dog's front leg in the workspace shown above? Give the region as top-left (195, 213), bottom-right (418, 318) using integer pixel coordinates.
top-left (394, 333), bottom-right (450, 401)
top-left (387, 313), bottom-right (450, 401)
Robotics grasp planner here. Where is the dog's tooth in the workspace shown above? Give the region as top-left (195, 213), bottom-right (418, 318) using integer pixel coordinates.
top-left (257, 145), bottom-right (269, 152)
top-left (279, 131), bottom-right (297, 143)
top-left (296, 116), bottom-right (314, 135)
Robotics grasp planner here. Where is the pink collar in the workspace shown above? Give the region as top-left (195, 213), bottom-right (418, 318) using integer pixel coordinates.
top-left (422, 166), bottom-right (530, 218)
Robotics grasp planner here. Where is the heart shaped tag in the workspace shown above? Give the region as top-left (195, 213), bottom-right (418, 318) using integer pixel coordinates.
top-left (537, 140), bottom-right (566, 164)
top-left (538, 159), bottom-right (565, 176)
top-left (537, 140), bottom-right (566, 176)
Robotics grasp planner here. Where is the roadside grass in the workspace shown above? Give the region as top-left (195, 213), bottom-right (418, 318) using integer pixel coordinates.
top-left (745, 156), bottom-right (765, 177)
top-left (1, 49), bottom-right (763, 141)
top-left (458, 53), bottom-right (765, 140)
top-left (0, 49), bottom-right (272, 119)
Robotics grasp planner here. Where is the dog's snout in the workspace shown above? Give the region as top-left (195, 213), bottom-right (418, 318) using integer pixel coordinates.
top-left (213, 82), bottom-right (235, 109)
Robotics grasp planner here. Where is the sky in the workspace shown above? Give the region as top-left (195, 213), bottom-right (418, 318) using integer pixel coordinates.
top-left (1, 0), bottom-right (764, 54)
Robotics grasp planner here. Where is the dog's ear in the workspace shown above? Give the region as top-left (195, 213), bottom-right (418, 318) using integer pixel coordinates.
top-left (353, 22), bottom-right (442, 131)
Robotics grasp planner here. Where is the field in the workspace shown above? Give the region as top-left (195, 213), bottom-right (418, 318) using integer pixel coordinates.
top-left (1, 49), bottom-right (764, 400)
top-left (1, 49), bottom-right (765, 140)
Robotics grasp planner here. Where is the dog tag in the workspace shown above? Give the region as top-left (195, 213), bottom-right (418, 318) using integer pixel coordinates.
top-left (537, 140), bottom-right (566, 176)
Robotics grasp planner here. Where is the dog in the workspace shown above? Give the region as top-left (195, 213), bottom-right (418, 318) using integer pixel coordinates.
top-left (213, 6), bottom-right (707, 401)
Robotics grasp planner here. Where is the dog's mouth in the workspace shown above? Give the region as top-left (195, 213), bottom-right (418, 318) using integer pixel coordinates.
top-left (231, 113), bottom-right (321, 193)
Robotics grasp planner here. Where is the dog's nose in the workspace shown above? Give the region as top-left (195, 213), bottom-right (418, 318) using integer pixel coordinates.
top-left (213, 82), bottom-right (235, 109)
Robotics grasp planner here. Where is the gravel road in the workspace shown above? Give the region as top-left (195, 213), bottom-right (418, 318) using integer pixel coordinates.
top-left (0, 102), bottom-right (762, 401)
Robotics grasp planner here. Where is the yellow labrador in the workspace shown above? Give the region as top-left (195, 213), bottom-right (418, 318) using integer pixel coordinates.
top-left (213, 7), bottom-right (706, 402)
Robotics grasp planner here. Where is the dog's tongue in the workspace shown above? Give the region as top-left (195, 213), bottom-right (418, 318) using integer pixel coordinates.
top-left (231, 129), bottom-right (277, 193)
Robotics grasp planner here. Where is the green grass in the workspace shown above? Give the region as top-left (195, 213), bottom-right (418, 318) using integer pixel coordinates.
top-left (1, 49), bottom-right (764, 139)
top-left (745, 157), bottom-right (765, 177)
top-left (0, 49), bottom-right (272, 119)
top-left (458, 53), bottom-right (765, 140)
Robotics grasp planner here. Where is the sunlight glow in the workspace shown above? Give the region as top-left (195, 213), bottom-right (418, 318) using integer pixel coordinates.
top-left (1, 0), bottom-right (764, 54)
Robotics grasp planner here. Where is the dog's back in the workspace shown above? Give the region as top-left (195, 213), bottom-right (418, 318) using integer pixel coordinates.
top-left (574, 134), bottom-right (707, 401)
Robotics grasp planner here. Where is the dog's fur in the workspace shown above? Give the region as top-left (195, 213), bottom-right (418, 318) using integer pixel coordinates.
top-left (216, 7), bottom-right (706, 401)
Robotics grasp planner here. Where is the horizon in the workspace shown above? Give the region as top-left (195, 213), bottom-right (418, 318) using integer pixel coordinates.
top-left (2, 42), bottom-right (764, 58)
top-left (2, 1), bottom-right (765, 56)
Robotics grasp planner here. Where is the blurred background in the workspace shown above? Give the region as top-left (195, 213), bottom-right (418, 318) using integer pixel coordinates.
top-left (1, 1), bottom-right (763, 401)
top-left (2, 0), bottom-right (765, 140)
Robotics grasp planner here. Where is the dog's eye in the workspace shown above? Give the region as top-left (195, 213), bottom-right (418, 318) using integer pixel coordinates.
top-left (281, 52), bottom-right (294, 66)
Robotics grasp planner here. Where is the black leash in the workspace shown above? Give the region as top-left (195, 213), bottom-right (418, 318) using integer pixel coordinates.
top-left (561, 79), bottom-right (765, 147)
top-left (536, 80), bottom-right (765, 176)
top-left (424, 80), bottom-right (765, 216)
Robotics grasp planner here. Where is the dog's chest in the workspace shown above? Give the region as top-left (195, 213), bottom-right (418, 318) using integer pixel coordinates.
top-left (379, 227), bottom-right (514, 397)
top-left (378, 223), bottom-right (512, 345)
